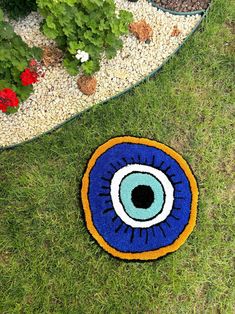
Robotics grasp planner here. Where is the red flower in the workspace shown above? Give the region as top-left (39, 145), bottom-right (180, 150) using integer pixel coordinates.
top-left (29, 59), bottom-right (45, 79)
top-left (0, 88), bottom-right (19, 113)
top-left (20, 68), bottom-right (38, 86)
top-left (29, 59), bottom-right (37, 68)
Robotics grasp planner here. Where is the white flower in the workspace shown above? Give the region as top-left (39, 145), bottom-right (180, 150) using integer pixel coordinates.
top-left (75, 50), bottom-right (89, 63)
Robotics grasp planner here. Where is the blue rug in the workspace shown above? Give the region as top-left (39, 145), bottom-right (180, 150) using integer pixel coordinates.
top-left (81, 136), bottom-right (198, 261)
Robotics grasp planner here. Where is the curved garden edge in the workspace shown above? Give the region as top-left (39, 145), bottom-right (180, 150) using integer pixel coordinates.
top-left (0, 4), bottom-right (210, 152)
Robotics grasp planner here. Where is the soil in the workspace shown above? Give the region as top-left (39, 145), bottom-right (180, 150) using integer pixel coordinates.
top-left (42, 46), bottom-right (64, 67)
top-left (129, 20), bottom-right (153, 42)
top-left (171, 25), bottom-right (181, 37)
top-left (155, 0), bottom-right (211, 12)
top-left (77, 76), bottom-right (97, 95)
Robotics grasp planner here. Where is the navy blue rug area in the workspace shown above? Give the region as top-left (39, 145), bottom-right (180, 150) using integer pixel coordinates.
top-left (81, 136), bottom-right (198, 261)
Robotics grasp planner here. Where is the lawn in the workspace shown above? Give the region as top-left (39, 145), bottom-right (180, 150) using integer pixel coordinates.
top-left (0, 0), bottom-right (234, 312)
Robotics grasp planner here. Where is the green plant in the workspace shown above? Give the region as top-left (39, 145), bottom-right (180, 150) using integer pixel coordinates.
top-left (0, 8), bottom-right (42, 113)
top-left (37, 0), bottom-right (133, 75)
top-left (0, 0), bottom-right (37, 19)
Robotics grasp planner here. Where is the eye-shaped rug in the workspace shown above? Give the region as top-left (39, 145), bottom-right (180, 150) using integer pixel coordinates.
top-left (0, 0), bottom-right (210, 149)
top-left (81, 136), bottom-right (198, 261)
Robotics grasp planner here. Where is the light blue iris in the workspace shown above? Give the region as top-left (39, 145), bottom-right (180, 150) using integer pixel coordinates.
top-left (119, 172), bottom-right (165, 221)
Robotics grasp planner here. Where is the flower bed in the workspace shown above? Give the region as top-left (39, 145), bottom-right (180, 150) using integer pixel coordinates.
top-left (0, 0), bottom-right (206, 149)
top-left (154, 0), bottom-right (211, 13)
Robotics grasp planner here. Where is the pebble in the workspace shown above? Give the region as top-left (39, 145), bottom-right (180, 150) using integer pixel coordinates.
top-left (0, 0), bottom-right (201, 148)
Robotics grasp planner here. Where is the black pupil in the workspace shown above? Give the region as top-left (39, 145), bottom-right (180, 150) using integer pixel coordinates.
top-left (131, 185), bottom-right (154, 209)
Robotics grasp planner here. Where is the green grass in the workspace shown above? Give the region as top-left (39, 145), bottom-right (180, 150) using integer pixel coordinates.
top-left (0, 0), bottom-right (234, 312)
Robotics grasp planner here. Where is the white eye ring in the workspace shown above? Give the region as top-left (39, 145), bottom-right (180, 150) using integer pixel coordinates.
top-left (110, 164), bottom-right (174, 228)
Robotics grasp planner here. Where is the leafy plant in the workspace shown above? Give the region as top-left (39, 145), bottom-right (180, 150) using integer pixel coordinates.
top-left (37, 0), bottom-right (133, 75)
top-left (0, 0), bottom-right (37, 19)
top-left (0, 8), bottom-right (42, 113)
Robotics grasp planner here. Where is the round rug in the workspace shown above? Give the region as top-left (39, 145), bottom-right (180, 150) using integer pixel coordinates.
top-left (81, 136), bottom-right (199, 261)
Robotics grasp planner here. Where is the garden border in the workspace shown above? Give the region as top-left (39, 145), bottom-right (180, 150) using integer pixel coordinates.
top-left (0, 3), bottom-right (211, 151)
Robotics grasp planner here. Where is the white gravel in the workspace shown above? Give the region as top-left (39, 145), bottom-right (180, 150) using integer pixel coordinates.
top-left (0, 0), bottom-right (201, 148)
